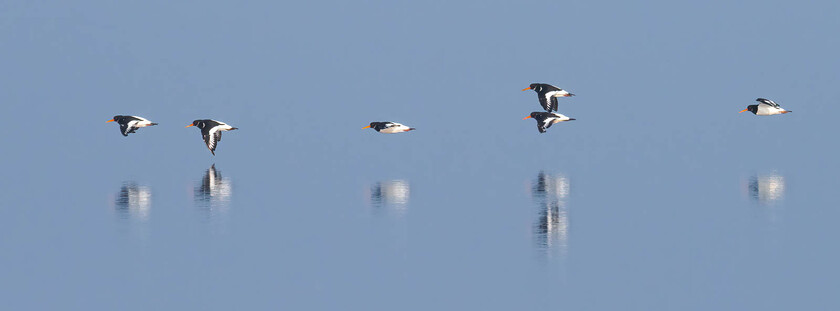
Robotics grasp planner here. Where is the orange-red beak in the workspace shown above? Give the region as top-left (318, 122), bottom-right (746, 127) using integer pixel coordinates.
top-left (362, 125), bottom-right (371, 129)
top-left (106, 119), bottom-right (115, 123)
top-left (738, 108), bottom-right (748, 113)
top-left (523, 116), bottom-right (532, 120)
top-left (521, 87), bottom-right (532, 91)
top-left (185, 124), bottom-right (194, 128)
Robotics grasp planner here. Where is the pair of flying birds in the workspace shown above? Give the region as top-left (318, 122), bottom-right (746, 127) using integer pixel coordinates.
top-left (106, 116), bottom-right (237, 155)
top-left (521, 83), bottom-right (577, 133)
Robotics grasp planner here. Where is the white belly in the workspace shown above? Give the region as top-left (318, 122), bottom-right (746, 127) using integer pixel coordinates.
top-left (380, 125), bottom-right (411, 133)
top-left (756, 105), bottom-right (785, 115)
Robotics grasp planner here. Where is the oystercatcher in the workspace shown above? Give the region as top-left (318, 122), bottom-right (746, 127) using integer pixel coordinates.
top-left (362, 122), bottom-right (415, 134)
top-left (186, 120), bottom-right (238, 155)
top-left (523, 112), bottom-right (575, 133)
top-left (740, 98), bottom-right (791, 115)
top-left (522, 83), bottom-right (575, 112)
top-left (106, 115), bottom-right (158, 137)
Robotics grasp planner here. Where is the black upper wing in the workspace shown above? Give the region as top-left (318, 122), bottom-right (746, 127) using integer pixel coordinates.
top-left (531, 113), bottom-right (550, 133)
top-left (119, 123), bottom-right (130, 136)
top-left (210, 131), bottom-right (223, 154)
top-left (201, 127), bottom-right (223, 155)
top-left (535, 84), bottom-right (561, 112)
top-left (756, 98), bottom-right (780, 108)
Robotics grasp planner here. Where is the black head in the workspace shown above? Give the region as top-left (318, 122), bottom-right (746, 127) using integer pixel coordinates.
top-left (107, 115), bottom-right (127, 123)
top-left (363, 122), bottom-right (387, 130)
top-left (524, 112), bottom-right (548, 121)
top-left (188, 120), bottom-right (206, 129)
top-left (740, 105), bottom-right (758, 114)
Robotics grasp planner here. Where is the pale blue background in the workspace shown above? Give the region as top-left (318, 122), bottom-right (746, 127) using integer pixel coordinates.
top-left (1, 0), bottom-right (839, 310)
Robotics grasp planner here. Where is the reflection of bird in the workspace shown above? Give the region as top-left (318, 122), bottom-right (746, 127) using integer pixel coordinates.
top-left (186, 120), bottom-right (238, 155)
top-left (523, 112), bottom-right (575, 133)
top-left (522, 83), bottom-right (574, 112)
top-left (739, 98), bottom-right (791, 115)
top-left (748, 174), bottom-right (785, 203)
top-left (531, 172), bottom-right (570, 257)
top-left (369, 180), bottom-right (410, 216)
top-left (535, 201), bottom-right (568, 251)
top-left (370, 180), bottom-right (410, 205)
top-left (362, 122), bottom-right (415, 134)
top-left (531, 171), bottom-right (570, 202)
top-left (195, 164), bottom-right (232, 205)
top-left (115, 183), bottom-right (151, 221)
top-left (107, 115), bottom-right (158, 136)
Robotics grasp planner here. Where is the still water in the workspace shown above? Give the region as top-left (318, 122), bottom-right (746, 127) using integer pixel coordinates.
top-left (4, 140), bottom-right (837, 311)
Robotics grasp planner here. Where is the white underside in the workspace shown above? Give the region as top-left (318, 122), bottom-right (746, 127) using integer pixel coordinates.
top-left (756, 105), bottom-right (787, 115)
top-left (547, 113), bottom-right (572, 123)
top-left (379, 123), bottom-right (412, 133)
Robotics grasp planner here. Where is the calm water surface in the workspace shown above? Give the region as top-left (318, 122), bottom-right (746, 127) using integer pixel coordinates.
top-left (3, 143), bottom-right (837, 310)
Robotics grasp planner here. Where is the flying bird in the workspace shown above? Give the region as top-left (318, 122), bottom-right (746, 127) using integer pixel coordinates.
top-left (362, 122), bottom-right (415, 134)
top-left (522, 83), bottom-right (575, 112)
top-left (523, 112), bottom-right (575, 133)
top-left (740, 98), bottom-right (791, 115)
top-left (186, 119), bottom-right (238, 155)
top-left (106, 115), bottom-right (158, 136)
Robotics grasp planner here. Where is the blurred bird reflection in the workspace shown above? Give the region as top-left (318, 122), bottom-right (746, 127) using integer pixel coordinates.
top-left (194, 164), bottom-right (232, 221)
top-left (368, 180), bottom-right (410, 217)
top-left (114, 182), bottom-right (151, 221)
top-left (531, 172), bottom-right (569, 259)
top-left (748, 173), bottom-right (786, 204)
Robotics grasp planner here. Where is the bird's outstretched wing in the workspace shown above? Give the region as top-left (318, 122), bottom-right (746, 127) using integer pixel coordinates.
top-left (203, 129), bottom-right (223, 155)
top-left (536, 122), bottom-right (547, 133)
top-left (119, 121), bottom-right (139, 136)
top-left (537, 92), bottom-right (557, 112)
top-left (542, 118), bottom-right (556, 131)
top-left (535, 118), bottom-right (549, 133)
top-left (756, 98), bottom-right (780, 108)
top-left (119, 123), bottom-right (130, 136)
top-left (536, 84), bottom-right (563, 112)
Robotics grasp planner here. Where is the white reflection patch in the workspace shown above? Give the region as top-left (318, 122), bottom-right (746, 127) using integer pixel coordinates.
top-left (194, 164), bottom-right (233, 226)
top-left (368, 180), bottom-right (410, 217)
top-left (115, 183), bottom-right (151, 221)
top-left (531, 172), bottom-right (570, 260)
top-left (749, 173), bottom-right (785, 204)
